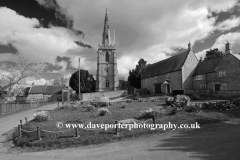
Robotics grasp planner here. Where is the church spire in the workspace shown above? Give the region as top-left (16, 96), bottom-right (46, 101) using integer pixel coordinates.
top-left (102, 9), bottom-right (112, 46)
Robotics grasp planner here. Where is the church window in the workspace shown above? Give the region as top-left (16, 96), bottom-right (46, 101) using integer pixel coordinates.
top-left (106, 80), bottom-right (110, 88)
top-left (106, 52), bottom-right (109, 62)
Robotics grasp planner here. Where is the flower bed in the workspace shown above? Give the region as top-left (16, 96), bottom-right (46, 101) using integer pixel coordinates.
top-left (203, 100), bottom-right (237, 110)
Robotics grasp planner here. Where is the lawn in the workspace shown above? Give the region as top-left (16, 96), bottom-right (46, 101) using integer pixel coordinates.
top-left (12, 99), bottom-right (240, 151)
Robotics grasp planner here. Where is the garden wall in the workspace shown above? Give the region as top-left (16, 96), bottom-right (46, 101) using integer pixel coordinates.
top-left (81, 90), bottom-right (127, 101)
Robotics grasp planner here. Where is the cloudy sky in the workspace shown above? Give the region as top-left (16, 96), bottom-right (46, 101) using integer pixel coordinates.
top-left (0, 0), bottom-right (240, 84)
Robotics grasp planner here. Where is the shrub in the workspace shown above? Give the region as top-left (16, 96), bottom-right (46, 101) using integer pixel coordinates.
top-left (173, 95), bottom-right (190, 106)
top-left (33, 111), bottom-right (50, 122)
top-left (139, 108), bottom-right (162, 119)
top-left (185, 103), bottom-right (202, 112)
top-left (167, 106), bottom-right (177, 115)
top-left (98, 108), bottom-right (110, 116)
top-left (202, 100), bottom-right (237, 110)
top-left (100, 102), bottom-right (109, 107)
top-left (126, 99), bottom-right (132, 103)
top-left (86, 105), bottom-right (95, 112)
top-left (232, 97), bottom-right (240, 106)
top-left (165, 97), bottom-right (174, 105)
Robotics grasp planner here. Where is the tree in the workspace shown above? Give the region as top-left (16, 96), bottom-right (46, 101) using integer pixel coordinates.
top-left (128, 59), bottom-right (148, 88)
top-left (69, 69), bottom-right (95, 94)
top-left (51, 76), bottom-right (69, 86)
top-left (0, 56), bottom-right (46, 101)
top-left (204, 48), bottom-right (224, 61)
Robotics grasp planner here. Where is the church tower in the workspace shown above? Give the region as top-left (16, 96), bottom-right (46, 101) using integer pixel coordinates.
top-left (96, 9), bottom-right (119, 92)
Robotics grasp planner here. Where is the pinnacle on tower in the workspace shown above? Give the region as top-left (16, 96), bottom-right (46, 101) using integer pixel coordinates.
top-left (102, 8), bottom-right (112, 46)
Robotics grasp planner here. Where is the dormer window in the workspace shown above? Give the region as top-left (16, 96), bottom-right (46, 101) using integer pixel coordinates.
top-left (106, 52), bottom-right (109, 62)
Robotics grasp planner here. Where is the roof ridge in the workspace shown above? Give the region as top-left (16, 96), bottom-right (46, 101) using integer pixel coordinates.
top-left (149, 50), bottom-right (189, 66)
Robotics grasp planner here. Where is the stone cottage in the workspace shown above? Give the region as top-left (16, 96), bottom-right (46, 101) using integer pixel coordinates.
top-left (191, 43), bottom-right (240, 97)
top-left (141, 42), bottom-right (240, 97)
top-left (141, 43), bottom-right (198, 95)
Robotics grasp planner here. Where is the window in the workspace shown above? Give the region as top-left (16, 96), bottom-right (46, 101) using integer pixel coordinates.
top-left (195, 75), bottom-right (203, 80)
top-left (221, 83), bottom-right (227, 90)
top-left (219, 71), bottom-right (226, 77)
top-left (200, 84), bottom-right (206, 90)
top-left (106, 80), bottom-right (109, 88)
top-left (154, 76), bottom-right (158, 82)
top-left (106, 52), bottom-right (109, 62)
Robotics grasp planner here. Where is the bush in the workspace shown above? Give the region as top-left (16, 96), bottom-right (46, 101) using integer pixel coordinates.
top-left (33, 111), bottom-right (50, 122)
top-left (232, 97), bottom-right (240, 106)
top-left (173, 95), bottom-right (190, 106)
top-left (100, 102), bottom-right (109, 107)
top-left (98, 108), bottom-right (110, 116)
top-left (126, 99), bottom-right (132, 103)
top-left (165, 97), bottom-right (174, 105)
top-left (202, 100), bottom-right (237, 110)
top-left (138, 108), bottom-right (162, 119)
top-left (86, 105), bottom-right (95, 112)
top-left (167, 106), bottom-right (177, 115)
top-left (185, 103), bottom-right (202, 112)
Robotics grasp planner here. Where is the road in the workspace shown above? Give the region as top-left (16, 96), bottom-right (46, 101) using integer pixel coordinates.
top-left (0, 103), bottom-right (240, 160)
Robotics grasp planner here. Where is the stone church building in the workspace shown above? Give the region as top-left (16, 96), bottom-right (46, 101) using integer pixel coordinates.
top-left (141, 42), bottom-right (240, 97)
top-left (96, 9), bottom-right (128, 92)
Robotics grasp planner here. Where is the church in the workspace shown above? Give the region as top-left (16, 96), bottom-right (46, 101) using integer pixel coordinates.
top-left (96, 9), bottom-right (128, 92)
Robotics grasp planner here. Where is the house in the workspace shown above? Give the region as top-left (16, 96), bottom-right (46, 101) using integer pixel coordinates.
top-left (141, 43), bottom-right (198, 95)
top-left (191, 43), bottom-right (240, 97)
top-left (28, 85), bottom-right (65, 101)
top-left (141, 42), bottom-right (240, 97)
top-left (15, 87), bottom-right (30, 103)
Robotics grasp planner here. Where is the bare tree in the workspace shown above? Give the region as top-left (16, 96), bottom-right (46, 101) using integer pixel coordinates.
top-left (0, 56), bottom-right (46, 100)
top-left (51, 76), bottom-right (69, 86)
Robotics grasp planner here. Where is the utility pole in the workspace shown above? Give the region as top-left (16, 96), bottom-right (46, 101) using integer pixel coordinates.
top-left (78, 58), bottom-right (81, 100)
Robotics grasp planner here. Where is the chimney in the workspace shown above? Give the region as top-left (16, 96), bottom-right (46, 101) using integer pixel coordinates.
top-left (32, 82), bottom-right (34, 86)
top-left (199, 57), bottom-right (202, 62)
top-left (225, 42), bottom-right (231, 54)
top-left (188, 42), bottom-right (192, 51)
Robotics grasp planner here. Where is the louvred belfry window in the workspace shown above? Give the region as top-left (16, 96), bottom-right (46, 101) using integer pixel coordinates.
top-left (106, 52), bottom-right (109, 62)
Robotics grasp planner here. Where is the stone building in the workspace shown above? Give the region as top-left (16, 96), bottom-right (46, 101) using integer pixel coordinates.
top-left (191, 43), bottom-right (240, 97)
top-left (141, 42), bottom-right (240, 97)
top-left (141, 43), bottom-right (198, 95)
top-left (96, 9), bottom-right (119, 92)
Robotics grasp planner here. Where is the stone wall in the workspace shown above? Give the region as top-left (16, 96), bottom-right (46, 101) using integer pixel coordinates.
top-left (192, 54), bottom-right (240, 97)
top-left (182, 50), bottom-right (199, 90)
top-left (81, 90), bottom-right (127, 101)
top-left (141, 70), bottom-right (182, 94)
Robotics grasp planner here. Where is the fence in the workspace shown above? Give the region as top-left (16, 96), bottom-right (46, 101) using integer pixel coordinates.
top-left (0, 101), bottom-right (56, 116)
top-left (16, 117), bottom-right (155, 141)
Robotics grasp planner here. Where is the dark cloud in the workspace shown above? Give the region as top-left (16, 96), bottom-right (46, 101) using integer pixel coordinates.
top-left (0, 44), bottom-right (18, 54)
top-left (0, 0), bottom-right (74, 29)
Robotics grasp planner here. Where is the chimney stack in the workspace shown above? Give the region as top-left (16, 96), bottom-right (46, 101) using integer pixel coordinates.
top-left (200, 57), bottom-right (202, 62)
top-left (225, 42), bottom-right (231, 54)
top-left (188, 42), bottom-right (192, 51)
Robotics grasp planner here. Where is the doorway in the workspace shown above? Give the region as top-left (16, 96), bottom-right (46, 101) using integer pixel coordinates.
top-left (154, 83), bottom-right (162, 94)
top-left (166, 84), bottom-right (171, 93)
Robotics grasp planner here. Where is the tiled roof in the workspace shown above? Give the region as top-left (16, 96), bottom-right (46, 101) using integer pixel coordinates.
top-left (192, 57), bottom-right (222, 76)
top-left (45, 85), bottom-right (65, 94)
top-left (232, 53), bottom-right (240, 60)
top-left (142, 50), bottom-right (189, 79)
top-left (29, 85), bottom-right (46, 94)
top-left (29, 85), bottom-right (65, 94)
